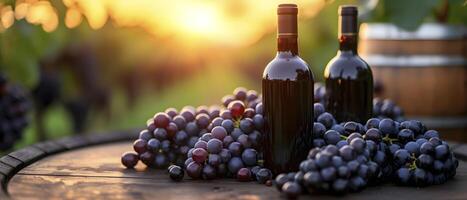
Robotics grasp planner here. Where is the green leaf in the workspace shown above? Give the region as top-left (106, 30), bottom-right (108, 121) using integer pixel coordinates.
top-left (384, 0), bottom-right (440, 30)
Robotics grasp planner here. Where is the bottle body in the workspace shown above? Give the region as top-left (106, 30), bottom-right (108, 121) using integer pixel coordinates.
top-left (324, 52), bottom-right (373, 123)
top-left (324, 5), bottom-right (373, 124)
top-left (263, 52), bottom-right (314, 174)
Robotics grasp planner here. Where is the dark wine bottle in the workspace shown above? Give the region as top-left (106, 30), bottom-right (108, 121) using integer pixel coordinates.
top-left (262, 4), bottom-right (314, 175)
top-left (324, 5), bottom-right (373, 124)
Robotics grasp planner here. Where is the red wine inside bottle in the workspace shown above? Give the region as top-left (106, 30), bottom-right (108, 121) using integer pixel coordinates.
top-left (262, 4), bottom-right (314, 175)
top-left (324, 6), bottom-right (373, 124)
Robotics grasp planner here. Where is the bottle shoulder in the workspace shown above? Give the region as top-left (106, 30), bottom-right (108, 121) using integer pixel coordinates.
top-left (324, 53), bottom-right (372, 79)
top-left (263, 53), bottom-right (314, 81)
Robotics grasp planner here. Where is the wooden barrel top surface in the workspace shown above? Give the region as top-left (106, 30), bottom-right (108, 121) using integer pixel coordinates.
top-left (0, 138), bottom-right (465, 200)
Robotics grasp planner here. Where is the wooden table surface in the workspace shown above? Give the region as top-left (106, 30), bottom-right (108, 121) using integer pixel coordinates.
top-left (4, 141), bottom-right (467, 200)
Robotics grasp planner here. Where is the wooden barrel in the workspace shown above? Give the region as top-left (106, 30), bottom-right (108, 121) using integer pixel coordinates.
top-left (359, 23), bottom-right (467, 141)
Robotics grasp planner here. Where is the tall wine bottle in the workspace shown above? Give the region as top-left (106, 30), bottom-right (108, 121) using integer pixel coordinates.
top-left (324, 5), bottom-right (373, 124)
top-left (262, 4), bottom-right (314, 175)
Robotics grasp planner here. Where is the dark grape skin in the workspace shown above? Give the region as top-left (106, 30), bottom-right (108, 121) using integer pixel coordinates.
top-left (228, 142), bottom-right (243, 157)
top-left (339, 145), bottom-right (356, 161)
top-left (324, 130), bottom-right (341, 145)
top-left (317, 112), bottom-right (335, 129)
top-left (168, 165), bottom-right (184, 181)
top-left (209, 106), bottom-right (221, 118)
top-left (172, 116), bottom-right (187, 130)
top-left (237, 134), bottom-right (251, 148)
top-left (417, 154), bottom-right (434, 169)
top-left (194, 140), bottom-right (208, 150)
top-left (200, 133), bottom-right (213, 142)
top-left (196, 113), bottom-right (211, 129)
top-left (379, 118), bottom-right (397, 137)
top-left (196, 105), bottom-right (210, 115)
top-left (420, 142), bottom-right (435, 155)
top-left (192, 148), bottom-right (208, 163)
top-left (237, 168), bottom-right (252, 182)
top-left (228, 157), bottom-right (245, 174)
top-left (211, 126), bottom-right (227, 140)
top-left (424, 130), bottom-right (439, 139)
top-left (256, 168), bottom-right (273, 184)
top-left (133, 139), bottom-right (147, 154)
top-left (208, 154), bottom-right (222, 166)
top-left (153, 112), bottom-right (171, 128)
top-left (231, 128), bottom-right (244, 141)
top-left (153, 128), bottom-right (168, 140)
top-left (313, 123), bottom-right (327, 138)
top-left (228, 100), bottom-right (245, 118)
top-left (253, 114), bottom-right (264, 130)
top-left (219, 148), bottom-right (232, 163)
top-left (139, 151), bottom-right (155, 166)
top-left (241, 148), bottom-right (258, 166)
top-left (239, 118), bottom-right (255, 133)
top-left (219, 109), bottom-right (233, 120)
top-left (121, 152), bottom-right (139, 168)
top-left (394, 149), bottom-right (411, 166)
top-left (365, 118), bottom-right (380, 129)
top-left (274, 174), bottom-right (289, 191)
top-left (221, 119), bottom-right (235, 133)
top-left (165, 108), bottom-right (178, 118)
top-left (343, 121), bottom-right (361, 135)
top-left (181, 110), bottom-right (195, 122)
top-left (233, 87), bottom-right (248, 101)
top-left (281, 182), bottom-right (302, 199)
top-left (364, 128), bottom-right (382, 142)
top-left (139, 130), bottom-right (152, 141)
top-left (202, 164), bottom-right (217, 180)
top-left (248, 131), bottom-right (262, 147)
top-left (405, 141), bottom-right (420, 155)
top-left (207, 139), bottom-right (223, 154)
top-left (147, 138), bottom-right (161, 152)
top-left (314, 103), bottom-right (325, 120)
top-left (435, 145), bottom-right (449, 160)
top-left (246, 90), bottom-right (259, 102)
top-left (154, 153), bottom-right (169, 168)
top-left (166, 122), bottom-right (178, 139)
top-left (222, 95), bottom-right (235, 107)
top-left (255, 102), bottom-right (263, 115)
top-left (186, 161), bottom-right (203, 179)
top-left (210, 117), bottom-right (224, 127)
top-left (243, 108), bottom-right (255, 118)
top-left (398, 129), bottom-right (414, 143)
top-left (250, 166), bottom-right (262, 180)
top-left (223, 136), bottom-right (234, 147)
top-left (174, 130), bottom-right (188, 145)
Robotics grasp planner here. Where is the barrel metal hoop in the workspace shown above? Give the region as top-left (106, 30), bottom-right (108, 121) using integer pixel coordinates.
top-left (409, 116), bottom-right (467, 129)
top-left (360, 23), bottom-right (467, 40)
top-left (363, 55), bottom-right (467, 67)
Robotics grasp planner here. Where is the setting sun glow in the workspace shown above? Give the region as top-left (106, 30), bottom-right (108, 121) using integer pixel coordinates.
top-left (0, 0), bottom-right (325, 46)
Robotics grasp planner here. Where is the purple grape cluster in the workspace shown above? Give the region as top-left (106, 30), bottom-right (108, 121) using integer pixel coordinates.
top-left (0, 74), bottom-right (31, 151)
top-left (121, 86), bottom-right (458, 198)
top-left (183, 87), bottom-right (271, 182)
top-left (121, 105), bottom-right (219, 169)
top-left (275, 140), bottom-right (379, 197)
top-left (313, 83), bottom-right (405, 121)
top-left (275, 110), bottom-right (459, 197)
top-left (122, 87), bottom-right (273, 183)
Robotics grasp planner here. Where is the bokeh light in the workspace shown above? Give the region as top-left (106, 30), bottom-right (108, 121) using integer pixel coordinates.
top-left (1, 0), bottom-right (325, 46)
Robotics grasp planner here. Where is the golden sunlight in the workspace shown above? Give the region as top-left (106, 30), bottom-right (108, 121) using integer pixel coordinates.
top-left (1, 0), bottom-right (325, 46)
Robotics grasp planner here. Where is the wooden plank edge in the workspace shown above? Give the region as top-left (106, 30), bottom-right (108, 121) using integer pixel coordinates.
top-left (0, 128), bottom-right (139, 198)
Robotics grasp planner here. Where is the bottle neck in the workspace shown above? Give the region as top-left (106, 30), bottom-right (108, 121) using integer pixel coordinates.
top-left (338, 14), bottom-right (358, 54)
top-left (277, 36), bottom-right (298, 55)
top-left (338, 34), bottom-right (357, 53)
